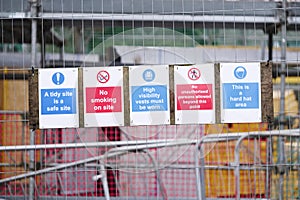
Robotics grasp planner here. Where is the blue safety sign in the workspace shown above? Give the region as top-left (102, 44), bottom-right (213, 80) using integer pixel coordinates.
top-left (234, 66), bottom-right (247, 79)
top-left (52, 72), bottom-right (65, 85)
top-left (143, 69), bottom-right (155, 82)
top-left (131, 85), bottom-right (168, 112)
top-left (41, 88), bottom-right (77, 114)
top-left (39, 68), bottom-right (79, 129)
top-left (222, 82), bottom-right (259, 109)
top-left (220, 63), bottom-right (261, 123)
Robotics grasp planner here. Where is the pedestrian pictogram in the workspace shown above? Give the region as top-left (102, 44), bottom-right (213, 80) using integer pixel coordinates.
top-left (188, 68), bottom-right (201, 80)
top-left (97, 70), bottom-right (110, 83)
top-left (174, 64), bottom-right (215, 124)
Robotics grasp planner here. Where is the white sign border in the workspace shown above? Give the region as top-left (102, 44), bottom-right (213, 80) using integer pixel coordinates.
top-left (174, 64), bottom-right (215, 124)
top-left (220, 62), bottom-right (262, 123)
top-left (129, 65), bottom-right (170, 126)
top-left (83, 67), bottom-right (124, 127)
top-left (38, 68), bottom-right (79, 129)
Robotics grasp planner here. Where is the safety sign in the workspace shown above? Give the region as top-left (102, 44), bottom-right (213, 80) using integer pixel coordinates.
top-left (83, 67), bottom-right (124, 127)
top-left (174, 64), bottom-right (215, 124)
top-left (220, 62), bottom-right (261, 123)
top-left (129, 65), bottom-right (170, 126)
top-left (38, 68), bottom-right (79, 129)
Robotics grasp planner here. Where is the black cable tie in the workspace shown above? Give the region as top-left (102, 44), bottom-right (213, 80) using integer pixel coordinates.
top-left (31, 66), bottom-right (35, 77)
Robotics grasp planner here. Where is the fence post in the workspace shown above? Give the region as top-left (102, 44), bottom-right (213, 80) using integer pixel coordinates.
top-left (29, 0), bottom-right (39, 198)
top-left (195, 136), bottom-right (207, 200)
top-left (278, 1), bottom-right (288, 199)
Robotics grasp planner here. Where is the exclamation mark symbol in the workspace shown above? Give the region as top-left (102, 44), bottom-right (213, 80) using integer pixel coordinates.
top-left (52, 72), bottom-right (64, 85)
top-left (56, 73), bottom-right (60, 84)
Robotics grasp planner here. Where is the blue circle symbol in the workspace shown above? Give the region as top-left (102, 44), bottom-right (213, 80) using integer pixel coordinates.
top-left (234, 66), bottom-right (247, 79)
top-left (52, 72), bottom-right (65, 85)
top-left (143, 69), bottom-right (155, 82)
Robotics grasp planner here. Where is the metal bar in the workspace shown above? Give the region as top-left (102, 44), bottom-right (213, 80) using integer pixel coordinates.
top-left (0, 140), bottom-right (197, 184)
top-left (106, 140), bottom-right (198, 153)
top-left (29, 0), bottom-right (39, 198)
top-left (0, 73), bottom-right (30, 80)
top-left (198, 146), bottom-right (206, 200)
top-left (45, 162), bottom-right (270, 170)
top-left (39, 13), bottom-right (278, 25)
top-left (268, 32), bottom-right (273, 61)
top-left (0, 139), bottom-right (194, 151)
top-left (109, 164), bottom-right (270, 171)
top-left (1, 129), bottom-right (300, 196)
top-left (279, 0), bottom-right (288, 131)
top-left (0, 120), bottom-right (28, 123)
top-left (297, 138), bottom-right (300, 200)
top-left (3, 128), bottom-right (299, 152)
top-left (279, 1), bottom-right (288, 200)
top-left (29, 129), bottom-right (36, 200)
top-left (0, 151), bottom-right (123, 184)
top-left (0, 110), bottom-right (27, 114)
top-left (0, 163), bottom-right (23, 167)
top-left (265, 137), bottom-right (273, 198)
top-left (195, 130), bottom-right (300, 200)
top-left (234, 134), bottom-right (251, 199)
top-left (99, 164), bottom-right (110, 200)
top-left (22, 113), bottom-right (27, 172)
top-left (232, 135), bottom-right (255, 199)
top-left (194, 133), bottom-right (245, 200)
top-left (195, 136), bottom-right (207, 200)
top-left (142, 149), bottom-right (168, 200)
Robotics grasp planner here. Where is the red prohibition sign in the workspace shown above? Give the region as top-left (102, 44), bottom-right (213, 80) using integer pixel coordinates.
top-left (97, 70), bottom-right (110, 83)
top-left (188, 67), bottom-right (201, 80)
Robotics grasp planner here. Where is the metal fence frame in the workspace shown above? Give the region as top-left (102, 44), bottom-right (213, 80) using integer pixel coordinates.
top-left (0, 130), bottom-right (197, 200)
top-left (1, 127), bottom-right (300, 199)
top-left (195, 129), bottom-right (300, 200)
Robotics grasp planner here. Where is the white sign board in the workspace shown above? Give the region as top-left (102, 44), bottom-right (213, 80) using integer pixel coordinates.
top-left (220, 62), bottom-right (261, 123)
top-left (38, 68), bottom-right (79, 129)
top-left (129, 65), bottom-right (170, 126)
top-left (83, 67), bottom-right (124, 127)
top-left (174, 64), bottom-right (215, 124)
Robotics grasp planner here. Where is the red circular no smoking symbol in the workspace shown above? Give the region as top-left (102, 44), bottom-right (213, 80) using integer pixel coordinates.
top-left (97, 70), bottom-right (110, 83)
top-left (188, 68), bottom-right (201, 80)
